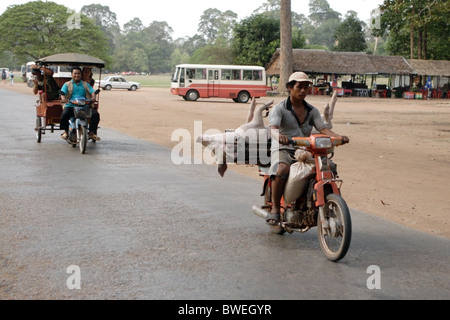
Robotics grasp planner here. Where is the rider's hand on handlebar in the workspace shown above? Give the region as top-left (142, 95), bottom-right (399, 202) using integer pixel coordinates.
top-left (94, 89), bottom-right (101, 95)
top-left (279, 134), bottom-right (290, 145)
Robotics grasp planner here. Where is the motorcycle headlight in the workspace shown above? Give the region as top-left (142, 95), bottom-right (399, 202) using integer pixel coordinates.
top-left (315, 137), bottom-right (333, 149)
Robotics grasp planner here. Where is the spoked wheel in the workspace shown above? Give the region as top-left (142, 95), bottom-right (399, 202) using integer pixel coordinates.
top-left (318, 194), bottom-right (352, 262)
top-left (79, 126), bottom-right (88, 154)
top-left (36, 117), bottom-right (43, 143)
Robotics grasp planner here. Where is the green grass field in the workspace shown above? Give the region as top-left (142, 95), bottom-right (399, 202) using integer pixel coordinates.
top-left (94, 73), bottom-right (173, 88)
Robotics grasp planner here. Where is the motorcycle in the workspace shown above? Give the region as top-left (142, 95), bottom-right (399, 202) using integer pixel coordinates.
top-left (252, 134), bottom-right (351, 262)
top-left (61, 90), bottom-right (100, 154)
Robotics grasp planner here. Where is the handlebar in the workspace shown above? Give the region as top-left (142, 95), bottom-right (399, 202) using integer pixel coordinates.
top-left (287, 135), bottom-right (350, 148)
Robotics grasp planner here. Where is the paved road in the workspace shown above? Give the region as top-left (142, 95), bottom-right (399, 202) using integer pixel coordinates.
top-left (0, 88), bottom-right (449, 300)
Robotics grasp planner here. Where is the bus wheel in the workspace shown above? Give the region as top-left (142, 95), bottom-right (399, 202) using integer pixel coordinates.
top-left (186, 90), bottom-right (199, 101)
top-left (237, 91), bottom-right (250, 103)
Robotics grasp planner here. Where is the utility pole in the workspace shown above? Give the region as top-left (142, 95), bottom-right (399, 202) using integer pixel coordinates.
top-left (280, 0), bottom-right (293, 95)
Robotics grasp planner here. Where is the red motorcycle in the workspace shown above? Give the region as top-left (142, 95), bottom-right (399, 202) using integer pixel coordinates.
top-left (252, 134), bottom-right (351, 262)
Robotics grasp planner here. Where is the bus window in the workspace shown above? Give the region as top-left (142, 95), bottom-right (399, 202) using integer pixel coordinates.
top-left (222, 69), bottom-right (231, 80)
top-left (223, 69), bottom-right (242, 80)
top-left (232, 70), bottom-right (241, 80)
top-left (243, 70), bottom-right (252, 80)
top-left (180, 68), bottom-right (185, 85)
top-left (187, 68), bottom-right (207, 80)
top-left (172, 67), bottom-right (185, 84)
top-left (253, 70), bottom-right (262, 81)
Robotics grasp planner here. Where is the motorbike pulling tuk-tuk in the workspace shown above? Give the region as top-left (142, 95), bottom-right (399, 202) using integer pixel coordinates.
top-left (34, 53), bottom-right (105, 153)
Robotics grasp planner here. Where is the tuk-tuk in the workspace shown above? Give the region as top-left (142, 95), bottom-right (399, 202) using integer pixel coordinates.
top-left (34, 53), bottom-right (105, 143)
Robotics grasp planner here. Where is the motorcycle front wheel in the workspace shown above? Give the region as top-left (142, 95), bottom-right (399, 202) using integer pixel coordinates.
top-left (318, 194), bottom-right (352, 262)
top-left (36, 117), bottom-right (42, 143)
top-left (79, 126), bottom-right (88, 154)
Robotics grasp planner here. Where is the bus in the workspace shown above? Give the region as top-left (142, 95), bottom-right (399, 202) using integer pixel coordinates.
top-left (170, 64), bottom-right (271, 103)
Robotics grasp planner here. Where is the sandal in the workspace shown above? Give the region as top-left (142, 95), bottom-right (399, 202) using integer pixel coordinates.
top-left (89, 133), bottom-right (101, 141)
top-left (266, 212), bottom-right (280, 226)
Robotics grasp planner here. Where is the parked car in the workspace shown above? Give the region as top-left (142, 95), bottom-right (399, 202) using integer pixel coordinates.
top-left (96, 76), bottom-right (141, 91)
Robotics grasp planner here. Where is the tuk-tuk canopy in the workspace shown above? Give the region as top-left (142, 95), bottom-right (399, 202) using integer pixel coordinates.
top-left (36, 53), bottom-right (105, 69)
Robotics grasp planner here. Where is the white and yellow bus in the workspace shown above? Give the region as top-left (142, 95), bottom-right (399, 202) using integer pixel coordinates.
top-left (170, 64), bottom-right (271, 103)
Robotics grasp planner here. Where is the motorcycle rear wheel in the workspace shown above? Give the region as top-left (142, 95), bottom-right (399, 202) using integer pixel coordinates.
top-left (318, 194), bottom-right (352, 262)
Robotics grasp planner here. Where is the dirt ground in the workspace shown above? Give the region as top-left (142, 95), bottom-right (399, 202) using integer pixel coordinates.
top-left (5, 82), bottom-right (450, 239)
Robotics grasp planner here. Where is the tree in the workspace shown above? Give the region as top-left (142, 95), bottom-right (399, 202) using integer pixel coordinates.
top-left (280, 0), bottom-right (293, 94)
top-left (308, 0), bottom-right (341, 27)
top-left (376, 0), bottom-right (449, 60)
top-left (81, 4), bottom-right (121, 54)
top-left (0, 51), bottom-right (20, 70)
top-left (252, 0), bottom-right (306, 50)
top-left (142, 21), bottom-right (174, 73)
top-left (0, 1), bottom-right (110, 63)
top-left (334, 12), bottom-right (367, 52)
top-left (190, 42), bottom-right (233, 65)
top-left (197, 8), bottom-right (238, 43)
top-left (231, 14), bottom-right (280, 66)
top-left (123, 18), bottom-right (144, 35)
top-left (307, 0), bottom-right (341, 49)
top-left (113, 20), bottom-right (175, 73)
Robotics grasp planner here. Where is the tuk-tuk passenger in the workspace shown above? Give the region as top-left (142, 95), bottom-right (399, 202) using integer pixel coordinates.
top-left (31, 65), bottom-right (60, 101)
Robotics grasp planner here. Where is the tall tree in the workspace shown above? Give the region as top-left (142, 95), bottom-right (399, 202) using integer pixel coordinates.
top-left (81, 4), bottom-right (121, 53)
top-left (197, 9), bottom-right (238, 43)
top-left (0, 1), bottom-right (109, 62)
top-left (308, 0), bottom-right (341, 27)
top-left (307, 0), bottom-right (342, 49)
top-left (231, 14), bottom-right (280, 66)
top-left (376, 0), bottom-right (449, 60)
top-left (123, 18), bottom-right (144, 35)
top-left (280, 0), bottom-right (293, 94)
top-left (334, 12), bottom-right (367, 52)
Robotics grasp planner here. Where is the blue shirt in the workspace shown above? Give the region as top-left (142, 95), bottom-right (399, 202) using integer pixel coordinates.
top-left (61, 80), bottom-right (95, 108)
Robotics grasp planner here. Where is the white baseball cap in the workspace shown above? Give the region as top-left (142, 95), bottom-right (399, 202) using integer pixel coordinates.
top-left (289, 72), bottom-right (313, 84)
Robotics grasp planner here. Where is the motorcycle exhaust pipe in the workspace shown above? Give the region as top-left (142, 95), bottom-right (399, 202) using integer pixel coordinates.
top-left (252, 205), bottom-right (268, 220)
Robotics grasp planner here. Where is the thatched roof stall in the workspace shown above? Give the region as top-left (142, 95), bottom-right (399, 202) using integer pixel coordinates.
top-left (266, 49), bottom-right (414, 76)
top-left (266, 49), bottom-right (450, 92)
top-left (369, 55), bottom-right (414, 75)
top-left (407, 59), bottom-right (450, 77)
